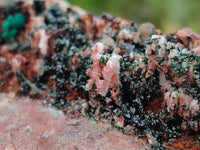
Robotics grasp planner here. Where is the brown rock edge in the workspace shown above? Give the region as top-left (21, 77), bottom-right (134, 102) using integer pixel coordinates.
top-left (0, 93), bottom-right (149, 150)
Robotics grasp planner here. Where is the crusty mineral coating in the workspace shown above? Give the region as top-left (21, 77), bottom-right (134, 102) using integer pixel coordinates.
top-left (145, 35), bottom-right (200, 122)
top-left (86, 42), bottom-right (121, 98)
top-left (0, 1), bottom-right (200, 148)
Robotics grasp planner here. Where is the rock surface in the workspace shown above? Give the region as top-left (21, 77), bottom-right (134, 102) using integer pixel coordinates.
top-left (0, 93), bottom-right (149, 150)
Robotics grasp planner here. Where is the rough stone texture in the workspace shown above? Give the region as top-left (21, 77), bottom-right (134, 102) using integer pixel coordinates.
top-left (0, 93), bottom-right (149, 150)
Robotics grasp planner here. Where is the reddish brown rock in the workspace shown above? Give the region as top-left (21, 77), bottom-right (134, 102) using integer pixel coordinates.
top-left (176, 28), bottom-right (200, 53)
top-left (0, 93), bottom-right (149, 150)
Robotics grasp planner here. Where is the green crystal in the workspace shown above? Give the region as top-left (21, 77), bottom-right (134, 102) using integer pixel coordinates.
top-left (1, 13), bottom-right (26, 41)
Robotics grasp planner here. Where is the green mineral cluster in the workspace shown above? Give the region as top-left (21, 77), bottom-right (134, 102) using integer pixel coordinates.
top-left (1, 13), bottom-right (26, 41)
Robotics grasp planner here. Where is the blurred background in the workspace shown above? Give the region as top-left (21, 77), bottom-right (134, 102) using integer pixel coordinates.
top-left (68, 0), bottom-right (200, 34)
top-left (0, 0), bottom-right (199, 34)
